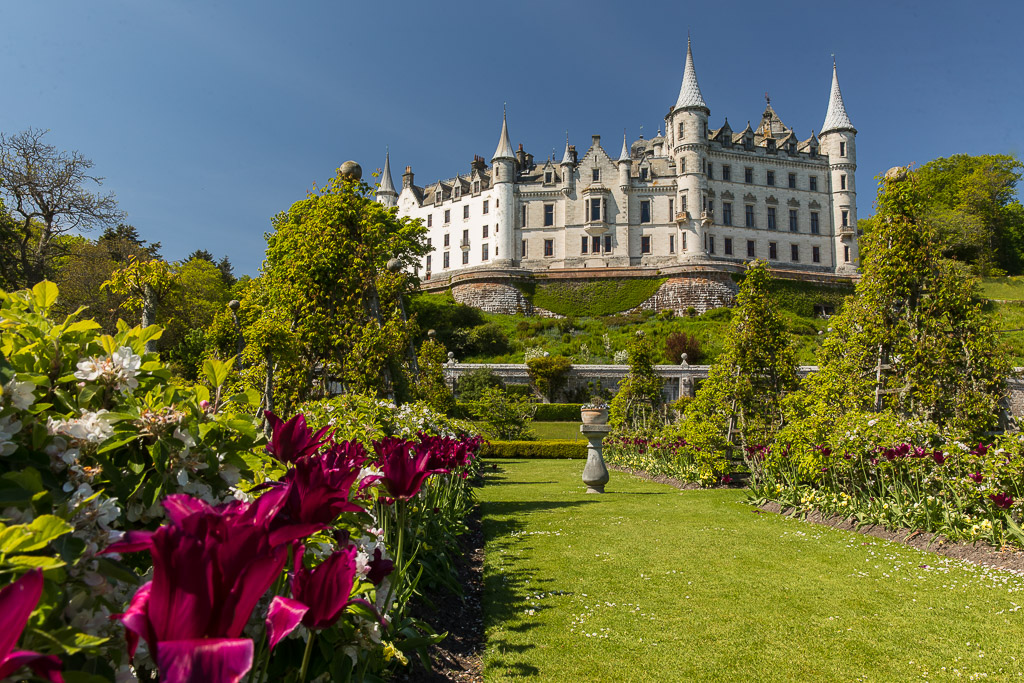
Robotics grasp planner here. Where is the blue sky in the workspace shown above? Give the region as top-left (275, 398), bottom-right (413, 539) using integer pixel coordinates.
top-left (2, 0), bottom-right (1021, 275)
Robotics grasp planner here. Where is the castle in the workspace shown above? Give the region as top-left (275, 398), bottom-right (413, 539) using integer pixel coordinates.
top-left (376, 40), bottom-right (859, 283)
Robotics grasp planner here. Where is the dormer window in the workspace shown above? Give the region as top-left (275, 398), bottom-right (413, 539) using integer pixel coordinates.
top-left (640, 167), bottom-right (649, 181)
top-left (473, 180), bottom-right (481, 193)
top-left (789, 142), bottom-right (796, 154)
top-left (745, 135), bottom-right (753, 150)
top-left (809, 144), bottom-right (818, 158)
top-left (544, 170), bottom-right (553, 183)
top-left (435, 189), bottom-right (442, 205)
top-left (767, 139), bottom-right (776, 153)
top-left (453, 185), bottom-right (461, 200)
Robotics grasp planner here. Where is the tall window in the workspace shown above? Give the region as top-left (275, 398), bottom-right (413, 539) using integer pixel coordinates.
top-left (592, 168), bottom-right (600, 182)
top-left (811, 212), bottom-right (820, 234)
top-left (809, 176), bottom-right (818, 192)
top-left (745, 205), bottom-right (755, 227)
top-left (426, 255), bottom-right (431, 270)
top-left (842, 210), bottom-right (849, 227)
top-left (544, 239), bottom-right (554, 257)
top-left (769, 242), bottom-right (778, 260)
top-left (463, 205), bottom-right (469, 219)
top-left (747, 240), bottom-right (755, 258)
top-left (708, 235), bottom-right (715, 254)
top-left (722, 165), bottom-right (731, 181)
top-left (521, 204), bottom-right (527, 227)
top-left (522, 239), bottom-right (528, 258)
top-left (840, 174), bottom-right (847, 190)
top-left (844, 245), bottom-right (851, 262)
top-left (544, 204), bottom-right (554, 226)
top-left (427, 214), bottom-right (433, 227)
top-left (581, 236), bottom-right (588, 254)
top-left (462, 250), bottom-right (469, 264)
top-left (744, 167), bottom-right (753, 183)
top-left (592, 236), bottom-right (601, 253)
top-left (544, 171), bottom-right (553, 183)
top-left (482, 225), bottom-right (488, 238)
top-left (444, 209), bottom-right (450, 224)
top-left (767, 171), bottom-right (775, 186)
top-left (586, 197), bottom-right (604, 222)
top-left (812, 246), bottom-right (820, 263)
top-left (641, 235), bottom-right (651, 254)
top-left (669, 198), bottom-right (674, 218)
top-left (473, 180), bottom-right (480, 193)
top-left (789, 210), bottom-right (798, 232)
top-left (724, 237), bottom-right (733, 255)
top-left (767, 207), bottom-right (777, 230)
top-left (443, 252), bottom-right (450, 269)
top-left (723, 202), bottom-right (733, 226)
top-left (435, 189), bottom-right (442, 204)
top-left (443, 233), bottom-right (450, 247)
top-left (791, 244), bottom-right (799, 262)
top-left (669, 235), bottom-right (675, 253)
top-left (707, 163), bottom-right (714, 180)
top-left (640, 200), bottom-right (651, 223)
top-left (462, 229), bottom-right (469, 242)
top-left (483, 200), bottom-right (489, 214)
top-left (481, 244), bottom-right (489, 261)
top-left (840, 141), bottom-right (847, 157)
top-left (604, 235), bottom-right (612, 253)
top-left (788, 172), bottom-right (796, 189)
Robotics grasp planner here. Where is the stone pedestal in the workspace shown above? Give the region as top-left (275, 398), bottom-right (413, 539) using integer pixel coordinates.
top-left (580, 424), bottom-right (612, 494)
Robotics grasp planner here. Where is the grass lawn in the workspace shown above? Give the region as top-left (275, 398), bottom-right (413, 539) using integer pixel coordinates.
top-left (479, 459), bottom-right (1024, 681)
top-left (981, 276), bottom-right (1024, 301)
top-left (529, 422), bottom-right (584, 441)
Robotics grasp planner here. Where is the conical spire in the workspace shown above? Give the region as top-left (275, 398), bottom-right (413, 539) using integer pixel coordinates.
top-left (821, 60), bottom-right (855, 134)
top-left (618, 130), bottom-right (630, 162)
top-left (560, 133), bottom-right (573, 165)
top-left (378, 149), bottom-right (397, 195)
top-left (492, 107), bottom-right (516, 161)
top-left (674, 37), bottom-right (708, 111)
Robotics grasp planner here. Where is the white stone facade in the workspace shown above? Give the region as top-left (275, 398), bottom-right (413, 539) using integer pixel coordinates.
top-left (377, 43), bottom-right (860, 278)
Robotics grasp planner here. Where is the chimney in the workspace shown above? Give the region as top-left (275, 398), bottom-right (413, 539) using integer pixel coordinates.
top-left (402, 165), bottom-right (414, 189)
top-left (516, 143), bottom-right (526, 167)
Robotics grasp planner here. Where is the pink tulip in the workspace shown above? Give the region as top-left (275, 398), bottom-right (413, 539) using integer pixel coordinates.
top-left (0, 569), bottom-right (63, 682)
top-left (264, 411), bottom-right (329, 464)
top-left (372, 437), bottom-right (447, 501)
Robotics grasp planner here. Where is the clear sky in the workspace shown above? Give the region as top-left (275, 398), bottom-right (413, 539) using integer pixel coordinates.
top-left (2, 0), bottom-right (1021, 276)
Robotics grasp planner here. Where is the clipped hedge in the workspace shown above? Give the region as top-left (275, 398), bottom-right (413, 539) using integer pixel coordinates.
top-left (482, 440), bottom-right (587, 459)
top-left (533, 403), bottom-right (584, 421)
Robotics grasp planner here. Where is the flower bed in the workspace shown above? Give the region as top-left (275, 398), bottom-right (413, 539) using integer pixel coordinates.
top-left (0, 282), bottom-right (484, 682)
top-left (603, 430), bottom-right (733, 487)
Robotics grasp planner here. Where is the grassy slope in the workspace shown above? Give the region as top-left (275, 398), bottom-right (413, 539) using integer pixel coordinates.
top-left (480, 459), bottom-right (1024, 681)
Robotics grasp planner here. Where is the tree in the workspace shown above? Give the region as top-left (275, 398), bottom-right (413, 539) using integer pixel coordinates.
top-left (0, 128), bottom-right (124, 285)
top-left (456, 367), bottom-right (505, 402)
top-left (609, 330), bottom-right (664, 430)
top-left (99, 224), bottom-right (161, 261)
top-left (470, 386), bottom-right (536, 440)
top-left (415, 337), bottom-right (455, 414)
top-left (526, 355), bottom-right (572, 403)
top-left (261, 168), bottom-right (428, 403)
top-left (665, 331), bottom-right (702, 364)
top-left (791, 167), bottom-right (1009, 440)
top-left (187, 249), bottom-right (215, 263)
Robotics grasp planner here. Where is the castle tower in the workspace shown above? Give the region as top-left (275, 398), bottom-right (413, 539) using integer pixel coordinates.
top-left (819, 60), bottom-right (859, 273)
top-left (668, 37), bottom-right (710, 259)
top-left (492, 109), bottom-right (517, 266)
top-left (376, 149), bottom-right (398, 208)
top-left (560, 136), bottom-right (575, 196)
top-left (617, 131), bottom-right (631, 189)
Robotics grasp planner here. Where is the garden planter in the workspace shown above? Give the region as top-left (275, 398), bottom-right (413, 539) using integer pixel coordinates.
top-left (581, 408), bottom-right (608, 425)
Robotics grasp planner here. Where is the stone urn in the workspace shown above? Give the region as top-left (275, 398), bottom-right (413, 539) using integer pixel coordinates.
top-left (580, 405), bottom-right (609, 425)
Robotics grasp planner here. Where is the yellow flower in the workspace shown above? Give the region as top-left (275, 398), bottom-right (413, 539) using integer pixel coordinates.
top-left (383, 641), bottom-right (408, 666)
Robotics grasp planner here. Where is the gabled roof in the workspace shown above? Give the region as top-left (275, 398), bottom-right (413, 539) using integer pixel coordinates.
top-left (674, 37), bottom-right (708, 111)
top-left (821, 61), bottom-right (855, 134)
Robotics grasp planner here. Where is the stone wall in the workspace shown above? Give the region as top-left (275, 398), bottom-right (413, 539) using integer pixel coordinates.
top-left (451, 282), bottom-right (561, 317)
top-left (630, 275), bottom-right (738, 314)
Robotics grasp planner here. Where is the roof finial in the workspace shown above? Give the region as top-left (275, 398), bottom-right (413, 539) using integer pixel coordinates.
top-left (765, 91), bottom-right (771, 106)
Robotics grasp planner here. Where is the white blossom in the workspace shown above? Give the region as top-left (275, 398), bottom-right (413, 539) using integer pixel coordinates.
top-left (0, 413), bottom-right (23, 455)
top-left (4, 380), bottom-right (36, 410)
top-left (48, 410), bottom-right (113, 444)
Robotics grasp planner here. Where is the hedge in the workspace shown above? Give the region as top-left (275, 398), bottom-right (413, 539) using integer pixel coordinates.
top-left (455, 402), bottom-right (583, 421)
top-left (482, 440), bottom-right (587, 459)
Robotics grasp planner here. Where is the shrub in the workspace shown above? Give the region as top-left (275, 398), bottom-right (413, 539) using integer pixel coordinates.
top-left (665, 331), bottom-right (703, 364)
top-left (609, 331), bottom-right (663, 430)
top-left (482, 440), bottom-right (586, 459)
top-left (526, 355), bottom-right (573, 402)
top-left (533, 403), bottom-right (584, 421)
top-left (700, 307), bottom-right (733, 322)
top-left (468, 386), bottom-right (536, 440)
top-left (456, 367), bottom-right (505, 402)
top-left (469, 322), bottom-right (511, 356)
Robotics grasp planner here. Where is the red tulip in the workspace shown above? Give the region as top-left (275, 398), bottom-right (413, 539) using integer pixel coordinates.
top-left (105, 494), bottom-right (291, 682)
top-left (373, 437), bottom-right (446, 501)
top-left (264, 411), bottom-right (329, 464)
top-left (969, 472), bottom-right (984, 483)
top-left (990, 493), bottom-right (1014, 510)
top-left (0, 569), bottom-right (63, 682)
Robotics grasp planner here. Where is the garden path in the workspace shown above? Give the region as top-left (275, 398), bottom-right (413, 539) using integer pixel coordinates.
top-left (479, 459), bottom-right (1024, 681)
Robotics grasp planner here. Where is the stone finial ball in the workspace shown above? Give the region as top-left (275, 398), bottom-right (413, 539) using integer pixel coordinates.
top-left (340, 161), bottom-right (362, 180)
top-left (427, 329), bottom-right (437, 339)
top-left (228, 300), bottom-right (240, 311)
top-left (386, 258), bottom-right (402, 272)
top-left (885, 166), bottom-right (908, 182)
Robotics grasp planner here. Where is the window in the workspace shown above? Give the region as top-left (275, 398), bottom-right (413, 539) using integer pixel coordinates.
top-left (703, 122), bottom-right (708, 137)
top-left (680, 158), bottom-right (686, 173)
top-left (708, 163), bottom-right (713, 179)
top-left (581, 236), bottom-right (588, 254)
top-left (522, 239), bottom-right (528, 258)
top-left (586, 197), bottom-right (604, 222)
top-left (678, 122), bottom-right (684, 137)
top-left (435, 189), bottom-right (443, 204)
top-left (669, 235), bottom-right (675, 253)
top-left (473, 180), bottom-right (480, 193)
top-left (724, 237), bottom-right (733, 255)
top-left (483, 200), bottom-right (489, 214)
top-left (482, 225), bottom-right (488, 238)
top-left (544, 171), bottom-right (553, 183)
top-left (453, 185), bottom-right (460, 199)
top-left (681, 194), bottom-right (687, 211)
top-left (481, 244), bottom-right (489, 261)
top-left (443, 252), bottom-right (450, 269)
top-left (809, 176), bottom-right (818, 192)
top-left (427, 237), bottom-right (432, 248)
top-left (592, 236), bottom-right (601, 253)
top-left (707, 200), bottom-right (714, 221)
top-left (463, 205), bottom-right (469, 219)
top-left (723, 202), bottom-right (733, 226)
top-left (669, 198), bottom-right (674, 218)
top-left (462, 229), bottom-right (469, 241)
top-left (788, 173), bottom-right (796, 189)
top-left (745, 205), bottom-right (755, 227)
top-left (544, 204), bottom-right (554, 227)
top-left (791, 244), bottom-right (799, 262)
top-left (722, 165), bottom-right (731, 181)
top-left (462, 250), bottom-right (469, 265)
top-left (844, 245), bottom-right (851, 263)
top-left (592, 168), bottom-right (600, 182)
top-left (842, 210), bottom-right (849, 227)
top-left (747, 240), bottom-right (755, 258)
top-left (840, 174), bottom-right (847, 190)
top-left (521, 204), bottom-right (527, 227)
top-left (641, 235), bottom-right (651, 254)
top-left (427, 214), bottom-right (433, 227)
top-left (495, 223), bottom-right (499, 233)
top-left (426, 255), bottom-right (431, 270)
top-left (640, 200), bottom-right (651, 223)
top-left (812, 246), bottom-right (820, 263)
top-left (443, 233), bottom-right (449, 247)
top-left (840, 141), bottom-right (846, 157)
top-left (769, 242), bottom-right (778, 260)
top-left (811, 212), bottom-right (820, 234)
top-left (708, 235), bottom-right (715, 255)
top-left (744, 167), bottom-right (753, 183)
top-left (767, 171), bottom-right (775, 187)
top-left (767, 207), bottom-right (777, 230)
top-left (604, 235), bottom-right (612, 253)
top-left (640, 167), bottom-right (649, 180)
top-left (789, 210), bottom-right (798, 232)
top-left (444, 209), bottom-right (450, 224)
top-left (544, 239), bottom-right (554, 257)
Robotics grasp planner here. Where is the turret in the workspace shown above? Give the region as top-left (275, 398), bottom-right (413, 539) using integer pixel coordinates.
top-left (560, 136), bottom-right (575, 196)
top-left (667, 36), bottom-right (710, 259)
top-left (617, 131), bottom-right (631, 189)
top-left (819, 59), bottom-right (858, 273)
top-left (491, 109), bottom-right (517, 266)
top-left (376, 149), bottom-right (398, 208)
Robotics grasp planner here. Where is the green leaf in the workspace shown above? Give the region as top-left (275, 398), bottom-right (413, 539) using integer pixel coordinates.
top-left (202, 357), bottom-right (235, 389)
top-left (3, 554), bottom-right (66, 571)
top-left (31, 281), bottom-right (59, 310)
top-left (0, 515), bottom-right (73, 553)
top-left (94, 557), bottom-right (140, 585)
top-left (3, 467), bottom-right (44, 494)
top-left (63, 319), bottom-right (101, 334)
top-left (98, 434), bottom-right (141, 453)
top-left (30, 626), bottom-right (109, 655)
